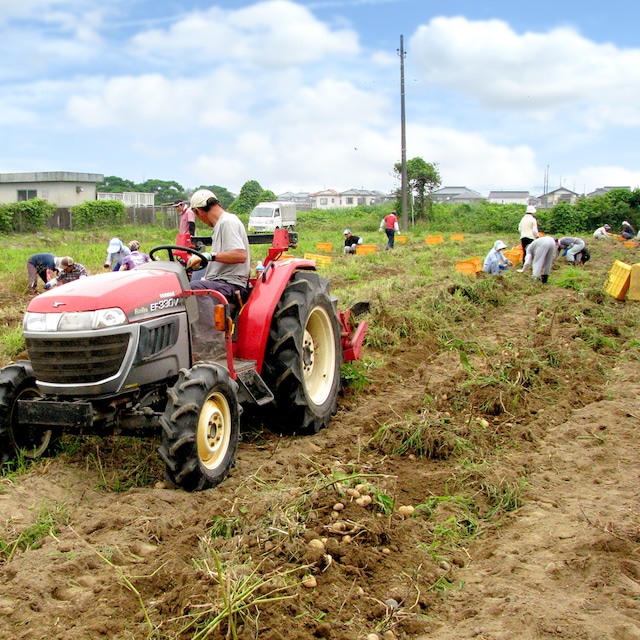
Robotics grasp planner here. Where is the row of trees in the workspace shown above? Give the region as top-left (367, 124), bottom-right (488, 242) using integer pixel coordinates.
top-left (99, 176), bottom-right (276, 215)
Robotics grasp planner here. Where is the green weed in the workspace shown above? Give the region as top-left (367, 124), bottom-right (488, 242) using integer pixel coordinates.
top-left (0, 500), bottom-right (69, 563)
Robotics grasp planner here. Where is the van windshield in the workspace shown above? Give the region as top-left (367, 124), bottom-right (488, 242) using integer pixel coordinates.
top-left (252, 207), bottom-right (276, 218)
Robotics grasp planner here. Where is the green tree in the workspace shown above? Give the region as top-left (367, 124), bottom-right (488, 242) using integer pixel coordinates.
top-left (99, 176), bottom-right (138, 193)
top-left (394, 158), bottom-right (442, 221)
top-left (259, 189), bottom-right (277, 202)
top-left (194, 184), bottom-right (236, 210)
top-left (228, 180), bottom-right (264, 216)
top-left (138, 179), bottom-right (186, 206)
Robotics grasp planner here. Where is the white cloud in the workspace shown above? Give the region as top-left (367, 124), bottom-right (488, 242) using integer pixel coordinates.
top-left (406, 124), bottom-right (539, 190)
top-left (129, 0), bottom-right (359, 68)
top-left (574, 166), bottom-right (640, 193)
top-left (409, 15), bottom-right (640, 122)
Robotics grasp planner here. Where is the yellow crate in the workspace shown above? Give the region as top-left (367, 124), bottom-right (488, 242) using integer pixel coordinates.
top-left (604, 260), bottom-right (631, 300)
top-left (355, 244), bottom-right (377, 255)
top-left (624, 241), bottom-right (637, 248)
top-left (395, 235), bottom-right (407, 244)
top-left (450, 234), bottom-right (464, 242)
top-left (455, 257), bottom-right (482, 276)
top-left (303, 253), bottom-right (332, 267)
top-left (628, 264), bottom-right (640, 301)
top-left (316, 242), bottom-right (333, 252)
top-left (425, 235), bottom-right (444, 245)
top-left (504, 249), bottom-right (522, 265)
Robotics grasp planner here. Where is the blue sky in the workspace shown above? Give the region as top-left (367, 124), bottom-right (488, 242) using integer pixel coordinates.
top-left (3, 0), bottom-right (640, 197)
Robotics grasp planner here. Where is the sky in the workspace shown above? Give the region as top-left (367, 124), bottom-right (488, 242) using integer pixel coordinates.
top-left (3, 0), bottom-right (640, 197)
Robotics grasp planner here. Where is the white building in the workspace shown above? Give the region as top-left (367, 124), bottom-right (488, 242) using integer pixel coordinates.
top-left (0, 171), bottom-right (104, 207)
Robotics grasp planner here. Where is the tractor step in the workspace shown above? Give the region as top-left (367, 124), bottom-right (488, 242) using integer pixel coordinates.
top-left (236, 367), bottom-right (274, 406)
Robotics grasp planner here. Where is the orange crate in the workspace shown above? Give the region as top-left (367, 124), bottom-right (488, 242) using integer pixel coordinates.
top-left (503, 249), bottom-right (522, 265)
top-left (395, 235), bottom-right (407, 244)
top-left (604, 260), bottom-right (631, 300)
top-left (450, 234), bottom-right (464, 242)
top-left (624, 241), bottom-right (636, 248)
top-left (455, 257), bottom-right (482, 276)
top-left (425, 235), bottom-right (444, 245)
top-left (355, 244), bottom-right (377, 255)
top-left (316, 242), bottom-right (332, 252)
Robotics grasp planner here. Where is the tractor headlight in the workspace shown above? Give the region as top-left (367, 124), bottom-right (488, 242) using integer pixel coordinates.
top-left (24, 308), bottom-right (128, 332)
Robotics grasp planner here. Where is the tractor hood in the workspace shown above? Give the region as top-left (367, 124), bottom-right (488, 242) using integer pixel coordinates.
top-left (27, 268), bottom-right (187, 322)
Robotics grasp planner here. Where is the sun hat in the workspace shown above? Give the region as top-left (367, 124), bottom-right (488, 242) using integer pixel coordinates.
top-left (190, 189), bottom-right (217, 209)
top-left (526, 205), bottom-right (537, 214)
top-left (172, 199), bottom-right (184, 207)
top-left (107, 238), bottom-right (124, 254)
top-left (604, 224), bottom-right (611, 230)
top-left (344, 229), bottom-right (351, 235)
top-left (494, 240), bottom-right (507, 251)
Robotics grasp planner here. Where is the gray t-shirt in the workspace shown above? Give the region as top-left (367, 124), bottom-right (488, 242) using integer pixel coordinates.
top-left (203, 211), bottom-right (251, 288)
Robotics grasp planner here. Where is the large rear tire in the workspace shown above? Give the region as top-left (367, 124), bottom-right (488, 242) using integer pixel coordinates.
top-left (262, 271), bottom-right (342, 434)
top-left (0, 362), bottom-right (57, 465)
top-left (158, 364), bottom-right (240, 491)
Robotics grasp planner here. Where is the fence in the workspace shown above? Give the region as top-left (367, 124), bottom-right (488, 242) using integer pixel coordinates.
top-left (20, 207), bottom-right (183, 231)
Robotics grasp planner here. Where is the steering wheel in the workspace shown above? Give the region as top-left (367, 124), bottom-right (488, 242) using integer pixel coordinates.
top-left (149, 245), bottom-right (210, 272)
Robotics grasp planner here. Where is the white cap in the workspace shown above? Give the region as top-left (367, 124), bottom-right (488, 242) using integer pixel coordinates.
top-left (344, 229), bottom-right (351, 235)
top-left (107, 238), bottom-right (123, 253)
top-left (190, 189), bottom-right (217, 209)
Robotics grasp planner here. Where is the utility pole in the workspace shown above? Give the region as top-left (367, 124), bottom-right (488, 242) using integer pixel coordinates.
top-left (398, 35), bottom-right (408, 231)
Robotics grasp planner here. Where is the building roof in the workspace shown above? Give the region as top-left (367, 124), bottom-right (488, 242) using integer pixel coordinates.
top-left (0, 171), bottom-right (104, 184)
top-left (487, 190), bottom-right (530, 198)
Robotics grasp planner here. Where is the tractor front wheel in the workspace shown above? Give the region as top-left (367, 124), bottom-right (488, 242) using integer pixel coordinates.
top-left (0, 362), bottom-right (58, 466)
top-left (262, 271), bottom-right (342, 434)
top-left (158, 364), bottom-right (240, 491)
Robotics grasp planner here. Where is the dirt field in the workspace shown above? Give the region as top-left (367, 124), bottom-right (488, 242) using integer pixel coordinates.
top-left (1, 239), bottom-right (640, 640)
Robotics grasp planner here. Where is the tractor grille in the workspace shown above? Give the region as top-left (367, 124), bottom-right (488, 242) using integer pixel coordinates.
top-left (136, 320), bottom-right (178, 363)
top-left (26, 333), bottom-right (130, 384)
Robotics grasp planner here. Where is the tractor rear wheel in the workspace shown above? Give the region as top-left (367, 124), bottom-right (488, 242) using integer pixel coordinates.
top-left (0, 362), bottom-right (58, 465)
top-left (158, 364), bottom-right (240, 491)
top-left (262, 271), bottom-right (342, 434)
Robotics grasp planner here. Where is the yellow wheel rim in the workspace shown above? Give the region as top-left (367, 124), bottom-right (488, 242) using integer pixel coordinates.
top-left (302, 306), bottom-right (336, 406)
top-left (197, 391), bottom-right (232, 470)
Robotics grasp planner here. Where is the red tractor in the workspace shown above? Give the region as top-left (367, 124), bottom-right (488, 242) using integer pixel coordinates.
top-left (0, 230), bottom-right (367, 491)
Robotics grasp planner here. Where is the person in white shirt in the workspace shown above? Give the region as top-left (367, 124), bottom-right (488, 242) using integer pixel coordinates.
top-left (518, 205), bottom-right (539, 259)
top-left (593, 224), bottom-right (612, 240)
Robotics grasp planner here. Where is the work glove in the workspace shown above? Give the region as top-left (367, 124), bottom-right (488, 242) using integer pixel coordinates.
top-left (186, 252), bottom-right (211, 269)
top-left (44, 278), bottom-right (58, 289)
top-left (104, 262), bottom-right (110, 269)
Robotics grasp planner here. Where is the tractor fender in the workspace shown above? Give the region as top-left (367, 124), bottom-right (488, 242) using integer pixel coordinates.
top-left (234, 259), bottom-right (315, 371)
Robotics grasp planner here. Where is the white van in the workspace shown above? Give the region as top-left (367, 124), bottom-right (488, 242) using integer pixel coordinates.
top-left (248, 202), bottom-right (297, 233)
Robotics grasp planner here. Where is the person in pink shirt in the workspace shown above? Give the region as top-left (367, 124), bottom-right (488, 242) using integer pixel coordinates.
top-left (173, 199), bottom-right (196, 236)
top-left (379, 210), bottom-right (400, 249)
